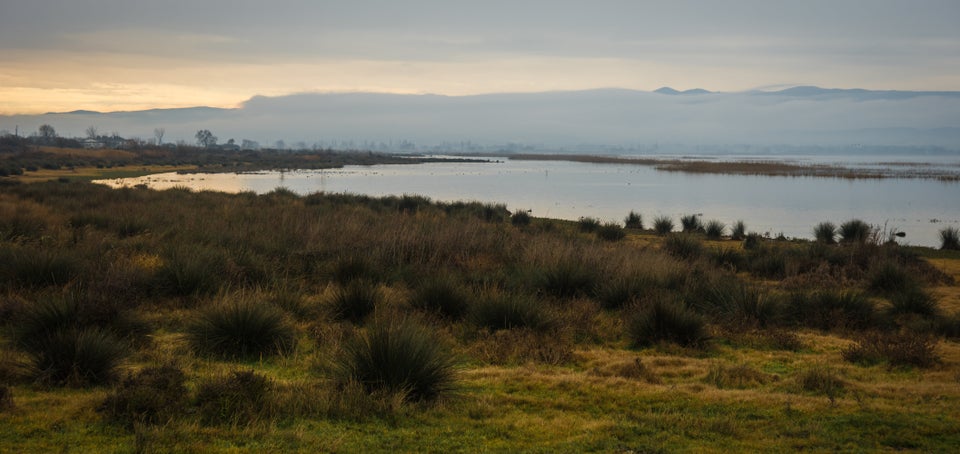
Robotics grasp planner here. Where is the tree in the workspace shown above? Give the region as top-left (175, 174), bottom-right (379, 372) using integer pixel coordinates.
top-left (195, 129), bottom-right (217, 148)
top-left (154, 128), bottom-right (165, 145)
top-left (38, 124), bottom-right (56, 144)
top-left (85, 126), bottom-right (98, 139)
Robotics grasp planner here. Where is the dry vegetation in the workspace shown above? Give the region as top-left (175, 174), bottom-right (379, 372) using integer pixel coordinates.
top-left (1, 178), bottom-right (959, 452)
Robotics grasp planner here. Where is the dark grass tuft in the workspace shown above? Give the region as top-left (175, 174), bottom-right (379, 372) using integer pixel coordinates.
top-left (813, 222), bottom-right (837, 244)
top-left (595, 275), bottom-right (658, 310)
top-left (536, 260), bottom-right (599, 299)
top-left (796, 365), bottom-right (846, 401)
top-left (940, 226), bottom-right (960, 251)
top-left (663, 234), bottom-right (703, 260)
top-left (186, 301), bottom-right (297, 359)
top-left (101, 364), bottom-right (188, 427)
top-left (785, 290), bottom-right (876, 331)
top-left (470, 292), bottom-right (554, 331)
top-left (887, 288), bottom-right (940, 319)
top-left (578, 217), bottom-right (601, 233)
top-left (510, 209), bottom-right (532, 226)
top-left (596, 222), bottom-right (626, 242)
top-left (839, 219), bottom-right (873, 244)
top-left (866, 261), bottom-right (917, 296)
top-left (680, 214), bottom-right (703, 233)
top-left (333, 317), bottom-right (458, 402)
top-left (195, 370), bottom-right (275, 426)
top-left (652, 216), bottom-right (674, 235)
top-left (704, 220), bottom-right (726, 240)
top-left (26, 328), bottom-right (128, 386)
top-left (842, 331), bottom-right (940, 368)
top-left (410, 275), bottom-right (471, 320)
top-left (329, 280), bottom-right (381, 323)
top-left (628, 299), bottom-right (709, 348)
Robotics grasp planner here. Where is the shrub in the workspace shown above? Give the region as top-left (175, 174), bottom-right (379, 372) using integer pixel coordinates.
top-left (940, 226), bottom-right (960, 250)
top-left (411, 276), bottom-right (471, 320)
top-left (842, 331), bottom-right (940, 368)
top-left (839, 219), bottom-right (872, 244)
top-left (785, 290), bottom-right (876, 331)
top-left (329, 280), bottom-right (381, 323)
top-left (186, 300), bottom-right (297, 359)
top-left (510, 210), bottom-right (531, 227)
top-left (628, 299), bottom-right (708, 348)
top-left (471, 292), bottom-right (553, 331)
top-left (26, 328), bottom-right (127, 386)
top-left (730, 220), bottom-right (746, 241)
top-left (813, 222), bottom-right (837, 244)
top-left (596, 222), bottom-right (625, 242)
top-left (742, 232), bottom-right (761, 250)
top-left (704, 220), bottom-right (725, 240)
top-left (333, 318), bottom-right (458, 402)
top-left (196, 370), bottom-right (274, 426)
top-left (680, 214), bottom-right (703, 233)
top-left (652, 216), bottom-right (674, 235)
top-left (663, 234), bottom-right (703, 260)
top-left (866, 261), bottom-right (916, 296)
top-left (624, 211), bottom-right (643, 229)
top-left (536, 260), bottom-right (598, 299)
top-left (101, 364), bottom-right (188, 427)
top-left (888, 288), bottom-right (940, 319)
top-left (578, 217), bottom-right (601, 233)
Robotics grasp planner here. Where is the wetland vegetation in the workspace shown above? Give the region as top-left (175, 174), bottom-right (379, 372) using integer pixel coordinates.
top-left (1, 172), bottom-right (960, 452)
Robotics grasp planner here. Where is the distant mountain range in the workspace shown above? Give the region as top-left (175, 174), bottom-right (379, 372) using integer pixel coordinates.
top-left (4, 86), bottom-right (959, 151)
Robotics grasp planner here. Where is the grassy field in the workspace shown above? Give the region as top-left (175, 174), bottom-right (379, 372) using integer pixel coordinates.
top-left (1, 179), bottom-right (959, 452)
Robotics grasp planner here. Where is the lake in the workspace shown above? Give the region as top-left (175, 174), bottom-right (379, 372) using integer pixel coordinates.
top-left (95, 156), bottom-right (960, 248)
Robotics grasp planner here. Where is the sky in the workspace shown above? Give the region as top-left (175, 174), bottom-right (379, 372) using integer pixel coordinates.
top-left (1, 0), bottom-right (959, 114)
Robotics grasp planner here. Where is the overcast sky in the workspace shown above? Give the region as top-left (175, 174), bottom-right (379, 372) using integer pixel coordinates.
top-left (1, 0), bottom-right (959, 114)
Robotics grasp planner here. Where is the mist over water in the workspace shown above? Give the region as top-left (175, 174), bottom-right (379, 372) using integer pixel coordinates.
top-left (98, 156), bottom-right (960, 248)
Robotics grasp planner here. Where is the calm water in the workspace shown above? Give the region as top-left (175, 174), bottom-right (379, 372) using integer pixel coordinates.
top-left (96, 157), bottom-right (960, 248)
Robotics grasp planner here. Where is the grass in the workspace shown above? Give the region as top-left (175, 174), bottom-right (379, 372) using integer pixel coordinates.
top-left (813, 222), bottom-right (837, 244)
top-left (596, 222), bottom-right (625, 241)
top-left (25, 328), bottom-right (128, 386)
top-left (329, 280), bottom-right (381, 323)
top-left (332, 317), bottom-right (458, 402)
top-left (624, 211), bottom-right (643, 229)
top-left (186, 299), bottom-right (297, 359)
top-left (839, 219), bottom-right (873, 244)
top-left (680, 214), bottom-right (703, 233)
top-left (730, 220), bottom-right (746, 241)
top-left (941, 226), bottom-right (960, 251)
top-left (1, 179), bottom-right (959, 452)
top-left (704, 220), bottom-right (726, 239)
top-left (652, 215), bottom-right (674, 235)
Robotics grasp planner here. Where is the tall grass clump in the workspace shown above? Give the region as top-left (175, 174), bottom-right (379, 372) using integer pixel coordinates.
top-left (578, 217), bottom-right (601, 233)
top-left (195, 370), bottom-right (275, 426)
top-left (26, 328), bottom-right (128, 386)
top-left (186, 300), bottom-right (297, 359)
top-left (695, 281), bottom-right (780, 329)
top-left (730, 220), bottom-right (746, 241)
top-left (887, 288), bottom-right (940, 319)
top-left (652, 216), bottom-right (674, 235)
top-left (940, 226), bottom-right (960, 250)
top-left (680, 214), bottom-right (703, 233)
top-left (785, 290), bottom-right (876, 331)
top-left (0, 245), bottom-right (80, 289)
top-left (628, 299), bottom-right (708, 348)
top-left (329, 280), bottom-right (381, 323)
top-left (510, 209), bottom-right (531, 227)
top-left (866, 261), bottom-right (917, 296)
top-left (813, 222), bottom-right (837, 244)
top-left (471, 292), bottom-right (553, 332)
top-left (333, 318), bottom-right (458, 402)
top-left (410, 275), bottom-right (471, 320)
top-left (842, 331), bottom-right (940, 368)
top-left (595, 275), bottom-right (657, 310)
top-left (101, 364), bottom-right (188, 427)
top-left (663, 234), bottom-right (703, 260)
top-left (536, 260), bottom-right (599, 299)
top-left (839, 219), bottom-right (872, 244)
top-left (704, 220), bottom-right (726, 240)
top-left (596, 222), bottom-right (626, 242)
top-left (625, 211), bottom-right (643, 229)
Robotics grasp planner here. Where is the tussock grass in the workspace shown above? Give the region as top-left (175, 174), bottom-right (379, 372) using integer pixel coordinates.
top-left (842, 331), bottom-right (940, 368)
top-left (628, 299), bottom-right (709, 348)
top-left (730, 220), bottom-right (747, 241)
top-left (596, 222), bottom-right (625, 241)
top-left (624, 211), bottom-right (643, 229)
top-left (839, 219), bottom-right (873, 244)
top-left (813, 222), bottom-right (837, 244)
top-left (101, 364), bottom-right (188, 427)
top-left (25, 328), bottom-right (128, 386)
top-left (470, 292), bottom-right (554, 332)
top-left (535, 259), bottom-right (599, 299)
top-left (680, 214), bottom-right (703, 233)
top-left (704, 220), bottom-right (725, 240)
top-left (578, 216), bottom-right (601, 233)
top-left (704, 363), bottom-right (774, 389)
top-left (652, 216), bottom-right (674, 235)
top-left (332, 317), bottom-right (458, 402)
top-left (410, 274), bottom-right (471, 320)
top-left (795, 365), bottom-right (846, 401)
top-left (185, 299), bottom-right (297, 359)
top-left (195, 370), bottom-right (275, 426)
top-left (329, 280), bottom-right (381, 323)
top-left (786, 290), bottom-right (876, 331)
top-left (940, 226), bottom-right (960, 251)
top-left (663, 234), bottom-right (703, 260)
top-left (510, 209), bottom-right (531, 226)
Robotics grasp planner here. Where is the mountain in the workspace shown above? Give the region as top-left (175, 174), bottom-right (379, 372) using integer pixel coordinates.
top-left (3, 87), bottom-right (959, 150)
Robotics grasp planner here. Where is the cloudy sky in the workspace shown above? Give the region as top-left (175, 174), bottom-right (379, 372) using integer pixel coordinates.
top-left (1, 0), bottom-right (959, 114)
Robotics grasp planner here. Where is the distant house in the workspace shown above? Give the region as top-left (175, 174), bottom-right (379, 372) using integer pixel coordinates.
top-left (81, 138), bottom-right (105, 149)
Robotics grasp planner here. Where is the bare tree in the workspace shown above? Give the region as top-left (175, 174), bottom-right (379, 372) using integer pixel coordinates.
top-left (38, 124), bottom-right (56, 144)
top-left (85, 125), bottom-right (98, 139)
top-left (154, 127), bottom-right (165, 145)
top-left (195, 129), bottom-right (217, 148)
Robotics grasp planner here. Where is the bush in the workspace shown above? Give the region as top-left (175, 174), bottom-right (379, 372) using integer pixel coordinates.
top-left (813, 222), bottom-right (837, 244)
top-left (866, 261), bottom-right (916, 296)
top-left (742, 233), bottom-right (762, 250)
top-left (410, 276), bottom-right (470, 320)
top-left (628, 299), bottom-right (708, 348)
top-left (510, 210), bottom-right (531, 227)
top-left (704, 220), bottom-right (725, 240)
top-left (940, 226), bottom-right (960, 250)
top-left (842, 331), bottom-right (940, 368)
top-left (333, 318), bottom-right (458, 402)
top-left (329, 280), bottom-right (381, 323)
top-left (785, 290), bottom-right (876, 331)
top-left (888, 288), bottom-right (940, 319)
top-left (196, 370), bottom-right (274, 426)
top-left (695, 281), bottom-right (780, 329)
top-left (186, 300), bottom-right (297, 359)
top-left (26, 328), bottom-right (127, 386)
top-left (663, 234), bottom-right (703, 260)
top-left (596, 222), bottom-right (625, 242)
top-left (595, 275), bottom-right (657, 310)
top-left (730, 220), bottom-right (746, 241)
top-left (536, 260), bottom-right (598, 299)
top-left (652, 216), bottom-right (674, 235)
top-left (624, 211), bottom-right (643, 229)
top-left (101, 364), bottom-right (188, 427)
top-left (578, 217), bottom-right (601, 233)
top-left (471, 292), bottom-right (553, 331)
top-left (839, 219), bottom-right (872, 244)
top-left (680, 214), bottom-right (703, 233)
